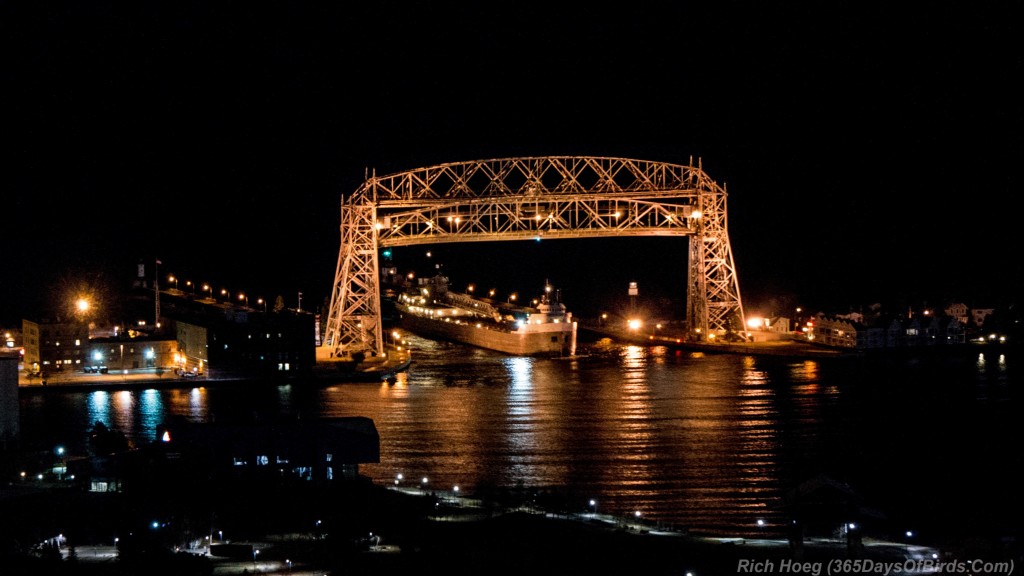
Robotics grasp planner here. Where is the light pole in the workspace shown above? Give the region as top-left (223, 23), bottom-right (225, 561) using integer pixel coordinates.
top-left (56, 446), bottom-right (66, 481)
top-left (168, 275), bottom-right (178, 291)
top-left (257, 298), bottom-right (267, 312)
top-left (238, 293), bottom-right (248, 309)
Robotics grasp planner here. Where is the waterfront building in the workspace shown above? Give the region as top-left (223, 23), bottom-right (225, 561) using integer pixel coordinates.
top-left (21, 318), bottom-right (90, 376)
top-left (808, 312), bottom-right (966, 350)
top-left (83, 335), bottom-right (180, 373)
top-left (16, 262), bottom-right (317, 381)
top-left (157, 416), bottom-right (380, 482)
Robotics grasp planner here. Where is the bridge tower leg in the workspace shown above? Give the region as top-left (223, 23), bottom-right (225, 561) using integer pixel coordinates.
top-left (324, 192), bottom-right (384, 359)
top-left (686, 176), bottom-right (745, 341)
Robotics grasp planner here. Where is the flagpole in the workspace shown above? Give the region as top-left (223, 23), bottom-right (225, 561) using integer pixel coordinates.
top-left (298, 291), bottom-right (303, 312)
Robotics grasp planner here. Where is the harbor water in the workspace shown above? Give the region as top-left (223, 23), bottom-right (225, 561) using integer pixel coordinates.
top-left (17, 334), bottom-right (1020, 544)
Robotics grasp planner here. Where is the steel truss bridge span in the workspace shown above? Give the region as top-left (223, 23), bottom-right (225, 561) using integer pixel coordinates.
top-left (325, 156), bottom-right (746, 358)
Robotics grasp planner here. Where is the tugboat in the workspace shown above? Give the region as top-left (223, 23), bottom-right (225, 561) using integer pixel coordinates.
top-left (393, 275), bottom-right (577, 357)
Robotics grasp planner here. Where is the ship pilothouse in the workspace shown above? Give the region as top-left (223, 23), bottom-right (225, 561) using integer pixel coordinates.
top-left (514, 281), bottom-right (571, 331)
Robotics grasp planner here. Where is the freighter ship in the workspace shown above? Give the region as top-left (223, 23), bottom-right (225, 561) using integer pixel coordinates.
top-left (393, 275), bottom-right (577, 357)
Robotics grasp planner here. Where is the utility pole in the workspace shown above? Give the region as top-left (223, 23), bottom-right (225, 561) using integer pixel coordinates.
top-left (154, 259), bottom-right (161, 329)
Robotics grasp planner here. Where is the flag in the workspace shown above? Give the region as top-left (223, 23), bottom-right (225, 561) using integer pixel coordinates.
top-left (156, 259), bottom-right (162, 265)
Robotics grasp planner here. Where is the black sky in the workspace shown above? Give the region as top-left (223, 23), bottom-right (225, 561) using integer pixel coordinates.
top-left (3, 2), bottom-right (1021, 325)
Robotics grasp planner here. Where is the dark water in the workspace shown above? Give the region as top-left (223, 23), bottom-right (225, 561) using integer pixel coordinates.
top-left (18, 336), bottom-right (1021, 543)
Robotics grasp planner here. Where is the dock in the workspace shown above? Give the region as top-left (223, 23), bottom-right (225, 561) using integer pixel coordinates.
top-left (578, 324), bottom-right (851, 358)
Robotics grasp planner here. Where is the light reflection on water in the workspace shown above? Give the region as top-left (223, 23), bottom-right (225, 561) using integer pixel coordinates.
top-left (87, 391), bottom-right (110, 428)
top-left (18, 340), bottom-right (1020, 538)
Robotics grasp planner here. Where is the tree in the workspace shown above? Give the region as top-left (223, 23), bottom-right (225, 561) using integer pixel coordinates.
top-left (90, 421), bottom-right (131, 455)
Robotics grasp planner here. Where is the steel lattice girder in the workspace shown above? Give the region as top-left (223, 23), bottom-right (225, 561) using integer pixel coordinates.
top-left (325, 157), bottom-right (745, 355)
top-left (324, 197), bottom-right (383, 356)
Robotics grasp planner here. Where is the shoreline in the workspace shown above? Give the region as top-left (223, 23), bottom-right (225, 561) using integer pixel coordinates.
top-left (1, 476), bottom-right (956, 576)
top-left (18, 338), bottom-right (1007, 394)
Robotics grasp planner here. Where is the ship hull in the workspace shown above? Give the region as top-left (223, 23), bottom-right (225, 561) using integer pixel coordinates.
top-left (395, 303), bottom-right (576, 357)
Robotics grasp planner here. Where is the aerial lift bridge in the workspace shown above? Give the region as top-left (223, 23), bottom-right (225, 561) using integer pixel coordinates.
top-left (324, 156), bottom-right (745, 359)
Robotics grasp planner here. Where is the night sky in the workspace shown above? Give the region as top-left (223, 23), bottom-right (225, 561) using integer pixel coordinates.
top-left (3, 2), bottom-right (1021, 326)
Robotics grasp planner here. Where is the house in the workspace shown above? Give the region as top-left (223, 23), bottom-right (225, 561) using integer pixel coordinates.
top-left (945, 303), bottom-right (969, 326)
top-left (807, 311), bottom-right (965, 350)
top-left (807, 316), bottom-right (859, 348)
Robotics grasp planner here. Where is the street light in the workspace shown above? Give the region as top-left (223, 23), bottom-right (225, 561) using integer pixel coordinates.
top-left (168, 275), bottom-right (178, 291)
top-left (56, 446), bottom-right (66, 480)
top-left (257, 297), bottom-right (267, 312)
top-left (238, 293), bottom-right (248, 308)
top-left (202, 284), bottom-right (212, 300)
